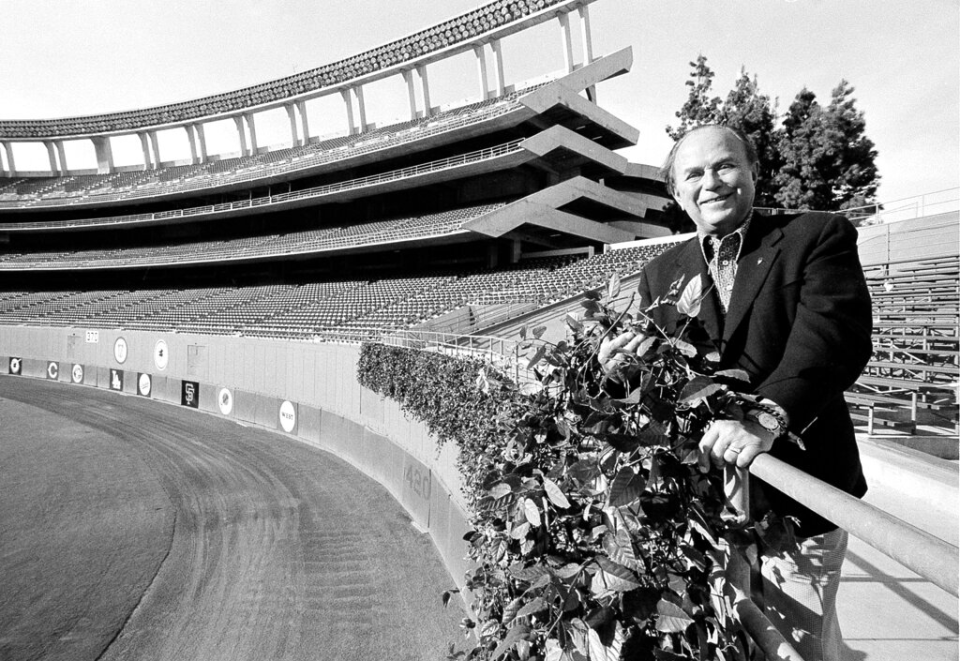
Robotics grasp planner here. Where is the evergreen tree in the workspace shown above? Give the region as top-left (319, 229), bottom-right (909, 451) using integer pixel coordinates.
top-left (774, 82), bottom-right (880, 211)
top-left (720, 68), bottom-right (780, 207)
top-left (666, 54), bottom-right (723, 141)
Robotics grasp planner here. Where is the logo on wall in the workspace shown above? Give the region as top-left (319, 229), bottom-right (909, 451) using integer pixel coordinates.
top-left (85, 330), bottom-right (99, 344)
top-left (279, 400), bottom-right (297, 433)
top-left (181, 380), bottom-right (199, 408)
top-left (8, 357), bottom-right (21, 375)
top-left (114, 337), bottom-right (128, 364)
top-left (47, 362), bottom-right (59, 380)
top-left (154, 340), bottom-right (169, 371)
top-left (138, 373), bottom-right (152, 397)
top-left (218, 388), bottom-right (233, 415)
top-left (72, 364), bottom-right (84, 384)
top-left (110, 369), bottom-right (124, 391)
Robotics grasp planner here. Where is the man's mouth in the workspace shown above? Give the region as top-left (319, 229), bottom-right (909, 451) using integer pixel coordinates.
top-left (701, 193), bottom-right (732, 205)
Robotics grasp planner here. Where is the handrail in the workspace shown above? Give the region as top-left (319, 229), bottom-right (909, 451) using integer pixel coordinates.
top-left (746, 454), bottom-right (959, 597)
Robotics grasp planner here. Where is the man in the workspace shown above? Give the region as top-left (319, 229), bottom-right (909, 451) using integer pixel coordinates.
top-left (603, 125), bottom-right (873, 660)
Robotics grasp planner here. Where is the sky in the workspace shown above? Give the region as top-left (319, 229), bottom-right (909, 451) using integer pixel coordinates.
top-left (1, 0), bottom-right (957, 207)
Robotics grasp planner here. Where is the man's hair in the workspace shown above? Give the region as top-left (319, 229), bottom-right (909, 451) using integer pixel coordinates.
top-left (660, 124), bottom-right (759, 195)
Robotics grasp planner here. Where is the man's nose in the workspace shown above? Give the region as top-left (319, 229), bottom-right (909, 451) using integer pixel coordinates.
top-left (702, 168), bottom-right (722, 189)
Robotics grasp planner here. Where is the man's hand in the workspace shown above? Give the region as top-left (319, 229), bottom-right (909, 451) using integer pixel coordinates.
top-left (597, 331), bottom-right (647, 372)
top-left (698, 419), bottom-right (776, 471)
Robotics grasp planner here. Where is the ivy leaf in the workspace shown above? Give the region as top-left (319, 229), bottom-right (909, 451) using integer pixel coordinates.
top-left (509, 565), bottom-right (550, 582)
top-left (533, 325), bottom-right (547, 339)
top-left (565, 314), bottom-right (584, 332)
top-left (524, 498), bottom-right (542, 527)
top-left (602, 527), bottom-right (642, 571)
top-left (636, 432), bottom-right (671, 447)
top-left (517, 597), bottom-right (548, 619)
top-left (519, 326), bottom-right (528, 340)
top-left (676, 274), bottom-right (702, 317)
top-left (489, 482), bottom-right (513, 499)
top-left (605, 433), bottom-right (641, 453)
top-left (607, 468), bottom-right (645, 508)
top-left (715, 368), bottom-right (751, 383)
top-left (608, 272), bottom-right (622, 300)
top-left (528, 345), bottom-right (548, 370)
top-left (491, 623), bottom-right (531, 660)
top-left (592, 556), bottom-right (641, 593)
top-left (511, 522), bottom-right (531, 540)
top-left (543, 477), bottom-right (571, 509)
top-left (673, 339), bottom-right (697, 357)
top-left (503, 597), bottom-right (524, 624)
top-left (679, 376), bottom-right (723, 404)
top-left (654, 599), bottom-right (694, 633)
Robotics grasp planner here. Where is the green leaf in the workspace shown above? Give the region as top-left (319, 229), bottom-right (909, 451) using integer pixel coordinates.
top-left (602, 527), bottom-right (642, 571)
top-left (519, 326), bottom-right (528, 340)
top-left (528, 345), bottom-right (548, 369)
top-left (543, 477), bottom-right (571, 509)
top-left (491, 623), bottom-right (531, 660)
top-left (605, 433), bottom-right (641, 453)
top-left (489, 482), bottom-right (513, 499)
top-left (654, 599), bottom-right (694, 633)
top-left (592, 556), bottom-right (641, 593)
top-left (676, 274), bottom-right (703, 317)
top-left (511, 522), bottom-right (531, 540)
top-left (565, 314), bottom-right (584, 332)
top-left (715, 368), bottom-right (752, 382)
top-left (516, 597), bottom-right (548, 619)
top-left (679, 376), bottom-right (723, 404)
top-left (673, 338), bottom-right (697, 357)
top-left (607, 468), bottom-right (645, 508)
top-left (524, 498), bottom-right (542, 527)
top-left (533, 325), bottom-right (547, 339)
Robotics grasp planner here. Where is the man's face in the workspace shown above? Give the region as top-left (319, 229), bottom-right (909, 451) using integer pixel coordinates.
top-left (671, 127), bottom-right (758, 236)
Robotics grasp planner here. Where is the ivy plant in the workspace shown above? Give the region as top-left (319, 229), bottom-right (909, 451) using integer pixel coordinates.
top-left (358, 274), bottom-right (792, 661)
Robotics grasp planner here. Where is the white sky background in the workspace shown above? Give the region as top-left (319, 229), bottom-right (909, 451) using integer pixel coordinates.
top-left (0, 0), bottom-right (957, 206)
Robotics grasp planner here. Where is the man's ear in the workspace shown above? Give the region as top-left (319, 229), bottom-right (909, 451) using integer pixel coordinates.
top-left (751, 162), bottom-right (759, 184)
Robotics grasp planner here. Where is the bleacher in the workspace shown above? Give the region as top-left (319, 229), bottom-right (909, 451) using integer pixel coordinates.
top-left (846, 254), bottom-right (959, 435)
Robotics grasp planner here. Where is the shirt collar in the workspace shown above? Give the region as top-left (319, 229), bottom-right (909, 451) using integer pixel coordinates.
top-left (698, 210), bottom-right (754, 264)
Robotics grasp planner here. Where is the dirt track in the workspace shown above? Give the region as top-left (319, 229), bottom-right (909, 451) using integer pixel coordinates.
top-left (0, 377), bottom-right (466, 661)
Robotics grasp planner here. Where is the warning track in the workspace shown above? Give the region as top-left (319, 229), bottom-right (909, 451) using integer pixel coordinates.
top-left (0, 377), bottom-right (466, 661)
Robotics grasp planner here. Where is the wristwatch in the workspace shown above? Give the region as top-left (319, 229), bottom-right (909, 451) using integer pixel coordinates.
top-left (745, 407), bottom-right (786, 438)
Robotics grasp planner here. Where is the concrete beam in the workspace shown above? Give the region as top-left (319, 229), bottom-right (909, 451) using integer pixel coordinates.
top-left (92, 136), bottom-right (114, 174)
top-left (44, 140), bottom-right (59, 174)
top-left (474, 45), bottom-right (489, 101)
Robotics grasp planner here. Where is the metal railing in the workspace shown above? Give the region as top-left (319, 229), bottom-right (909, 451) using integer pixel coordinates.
top-left (724, 456), bottom-right (959, 660)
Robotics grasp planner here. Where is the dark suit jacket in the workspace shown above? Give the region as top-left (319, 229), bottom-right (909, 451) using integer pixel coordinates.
top-left (638, 212), bottom-right (873, 537)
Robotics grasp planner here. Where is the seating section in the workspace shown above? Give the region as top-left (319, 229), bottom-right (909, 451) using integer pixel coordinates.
top-left (0, 0), bottom-right (566, 140)
top-left (0, 242), bottom-right (678, 340)
top-left (846, 255), bottom-right (959, 434)
top-left (0, 91), bottom-right (534, 212)
top-left (0, 203), bottom-right (506, 270)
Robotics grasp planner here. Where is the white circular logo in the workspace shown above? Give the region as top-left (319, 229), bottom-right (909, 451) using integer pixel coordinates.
top-left (47, 362), bottom-right (59, 379)
top-left (9, 358), bottom-right (21, 374)
top-left (72, 364), bottom-right (84, 383)
top-left (279, 400), bottom-right (296, 433)
top-left (114, 337), bottom-right (128, 364)
top-left (218, 388), bottom-right (233, 415)
top-left (154, 340), bottom-right (169, 371)
top-left (138, 373), bottom-right (152, 397)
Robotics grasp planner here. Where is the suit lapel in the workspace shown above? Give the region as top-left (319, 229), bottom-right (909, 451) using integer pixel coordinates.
top-left (722, 222), bottom-right (783, 345)
top-left (672, 239), bottom-right (723, 346)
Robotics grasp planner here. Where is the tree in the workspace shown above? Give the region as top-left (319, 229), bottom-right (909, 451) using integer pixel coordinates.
top-left (720, 68), bottom-right (780, 207)
top-left (665, 57), bottom-right (881, 215)
top-left (666, 54), bottom-right (723, 141)
top-left (774, 81), bottom-right (880, 211)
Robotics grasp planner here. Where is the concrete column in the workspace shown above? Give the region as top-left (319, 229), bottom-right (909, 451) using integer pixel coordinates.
top-left (138, 132), bottom-right (152, 170)
top-left (285, 103), bottom-right (300, 146)
top-left (92, 136), bottom-right (115, 174)
top-left (341, 89), bottom-right (357, 135)
top-left (194, 123), bottom-right (208, 162)
top-left (296, 100), bottom-right (309, 144)
top-left (0, 142), bottom-right (6, 176)
top-left (148, 131), bottom-right (161, 169)
top-left (558, 12), bottom-right (574, 74)
top-left (233, 116), bottom-right (248, 156)
top-left (185, 125), bottom-right (198, 164)
top-left (579, 4), bottom-right (596, 102)
top-left (474, 45), bottom-right (489, 100)
top-left (402, 70), bottom-right (418, 120)
top-left (244, 113), bottom-right (258, 154)
top-left (416, 65), bottom-right (431, 118)
top-left (56, 141), bottom-right (67, 174)
top-left (490, 39), bottom-right (505, 97)
top-left (354, 86), bottom-right (368, 131)
top-left (44, 140), bottom-right (59, 174)
top-left (578, 4), bottom-right (594, 64)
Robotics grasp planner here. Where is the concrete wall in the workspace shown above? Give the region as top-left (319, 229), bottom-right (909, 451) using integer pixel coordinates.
top-left (0, 325), bottom-right (472, 588)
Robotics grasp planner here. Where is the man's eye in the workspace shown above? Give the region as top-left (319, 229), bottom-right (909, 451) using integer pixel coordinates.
top-left (686, 172), bottom-right (702, 180)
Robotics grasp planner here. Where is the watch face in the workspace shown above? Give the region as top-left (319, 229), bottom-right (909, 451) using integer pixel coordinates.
top-left (756, 411), bottom-right (779, 431)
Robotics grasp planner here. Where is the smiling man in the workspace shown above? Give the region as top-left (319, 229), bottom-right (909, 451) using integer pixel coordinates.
top-left (604, 124), bottom-right (873, 660)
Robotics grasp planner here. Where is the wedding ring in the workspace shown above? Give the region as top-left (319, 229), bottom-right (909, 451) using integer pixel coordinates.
top-left (727, 447), bottom-right (742, 454)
